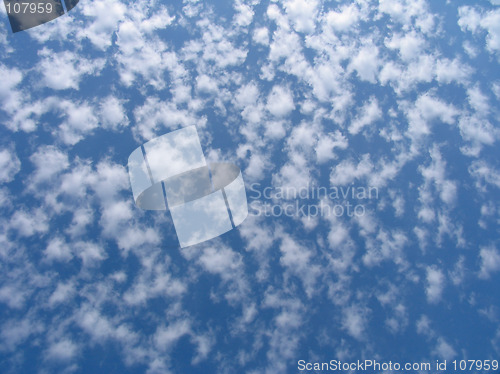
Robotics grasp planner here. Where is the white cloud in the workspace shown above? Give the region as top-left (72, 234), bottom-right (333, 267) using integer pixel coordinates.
top-left (378, 0), bottom-right (434, 33)
top-left (0, 284), bottom-right (28, 310)
top-left (479, 10), bottom-right (500, 54)
top-left (388, 190), bottom-right (405, 217)
top-left (425, 266), bottom-right (445, 304)
top-left (287, 121), bottom-right (317, 151)
top-left (467, 85), bottom-right (490, 114)
top-left (385, 31), bottom-right (426, 61)
top-left (0, 65), bottom-right (45, 132)
top-left (0, 148), bottom-right (21, 183)
top-left (78, 0), bottom-right (126, 50)
top-left (306, 63), bottom-right (345, 102)
top-left (342, 305), bottom-right (369, 340)
top-left (463, 40), bottom-right (479, 58)
top-left (458, 115), bottom-right (497, 156)
top-left (58, 163), bottom-right (94, 199)
top-left (38, 49), bottom-right (105, 90)
top-left (279, 235), bottom-right (321, 297)
top-left (100, 96), bottom-right (129, 130)
top-left (479, 246), bottom-right (500, 279)
top-left (116, 23), bottom-right (170, 89)
top-left (154, 320), bottom-right (191, 350)
top-left (349, 97), bottom-right (382, 135)
top-left (315, 130), bottom-right (348, 163)
top-left (245, 152), bottom-right (267, 181)
top-left (100, 200), bottom-right (133, 238)
top-left (9, 209), bottom-right (49, 237)
top-left (458, 6), bottom-right (482, 33)
top-left (469, 161), bottom-right (500, 189)
top-left (267, 16), bottom-right (304, 69)
top-left (330, 154), bottom-right (373, 185)
top-left (459, 7), bottom-right (500, 54)
top-left (264, 120), bottom-right (287, 139)
top-left (419, 146), bottom-right (457, 206)
top-left (0, 64), bottom-right (23, 112)
top-left (260, 292), bottom-right (305, 372)
top-left (192, 19), bottom-right (247, 68)
top-left (253, 27), bottom-right (269, 45)
top-left (77, 307), bottom-right (119, 343)
top-left (56, 100), bottom-right (99, 145)
top-left (27, 9), bottom-right (77, 44)
top-left (191, 333), bottom-right (215, 365)
top-left (406, 94), bottom-right (458, 138)
top-left (284, 0), bottom-right (319, 34)
top-left (273, 152), bottom-right (311, 191)
top-left (435, 58), bottom-right (473, 85)
top-left (234, 2), bottom-right (254, 27)
top-left (435, 212), bottom-right (465, 249)
top-left (385, 303), bottom-right (408, 334)
top-left (45, 339), bottom-right (78, 362)
top-left (44, 237), bottom-right (73, 263)
top-left (91, 161), bottom-right (129, 201)
top-left (325, 4), bottom-right (360, 32)
top-left (136, 5), bottom-right (175, 34)
top-left (104, 4), bottom-right (174, 87)
top-left (266, 85), bottom-right (295, 117)
top-left (123, 256), bottom-right (186, 306)
top-left (378, 0), bottom-right (406, 23)
top-left (435, 337), bottom-right (456, 361)
top-left (198, 246), bottom-right (242, 276)
top-left (327, 220), bottom-right (350, 248)
top-left (235, 82), bottom-right (260, 108)
top-left (29, 146), bottom-right (69, 184)
top-left (417, 207), bottom-right (435, 224)
top-left (196, 74), bottom-right (218, 94)
top-left (48, 282), bottom-right (76, 306)
top-left (0, 318), bottom-right (43, 352)
top-left (348, 44), bottom-right (380, 83)
top-left (367, 157), bottom-right (400, 189)
top-left (116, 227), bottom-right (161, 253)
top-left (494, 81), bottom-right (500, 100)
top-left (380, 55), bottom-right (435, 94)
top-left (133, 98), bottom-right (205, 140)
top-left (449, 256), bottom-right (466, 286)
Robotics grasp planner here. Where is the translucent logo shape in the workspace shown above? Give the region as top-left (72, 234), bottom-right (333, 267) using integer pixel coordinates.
top-left (127, 126), bottom-right (248, 248)
top-left (3, 0), bottom-right (79, 33)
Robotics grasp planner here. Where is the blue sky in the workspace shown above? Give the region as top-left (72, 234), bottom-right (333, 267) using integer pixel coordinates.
top-left (1, 0), bottom-right (500, 373)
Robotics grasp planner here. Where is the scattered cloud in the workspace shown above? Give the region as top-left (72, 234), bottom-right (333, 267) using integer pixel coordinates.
top-left (425, 266), bottom-right (445, 304)
top-left (479, 246), bottom-right (500, 279)
top-left (0, 0), bottom-right (498, 372)
top-left (0, 147), bottom-right (21, 183)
